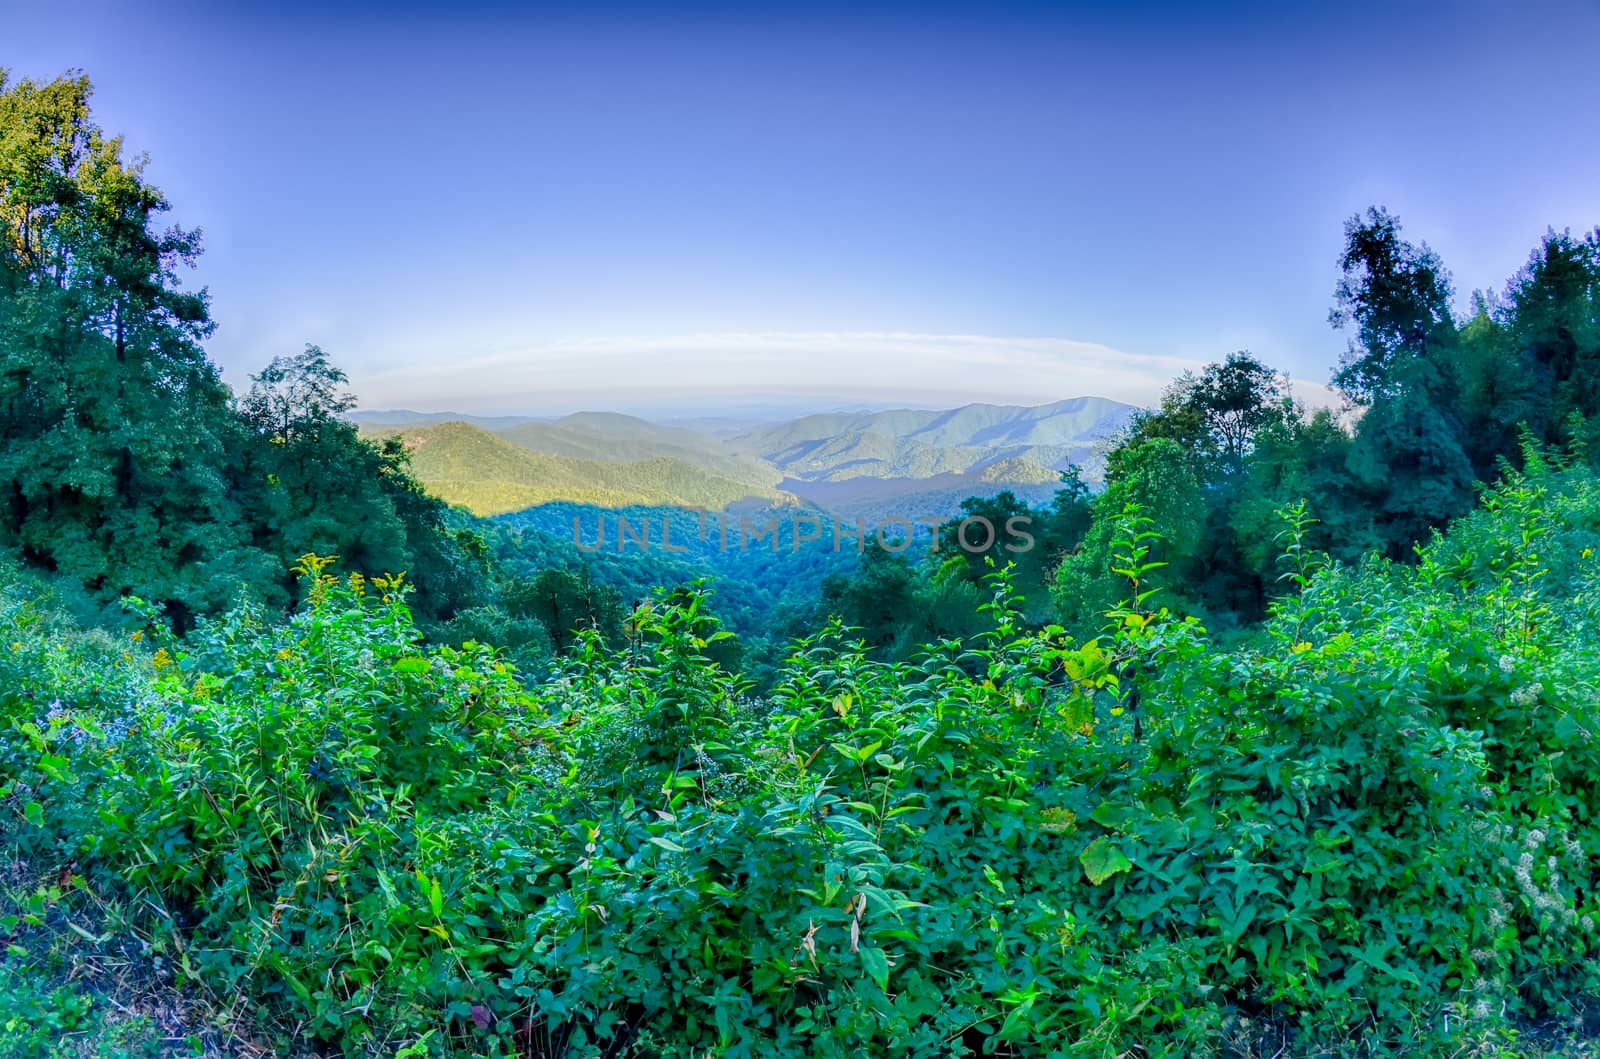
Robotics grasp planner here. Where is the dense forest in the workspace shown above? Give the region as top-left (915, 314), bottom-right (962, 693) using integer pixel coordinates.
top-left (8, 69), bottom-right (1600, 1057)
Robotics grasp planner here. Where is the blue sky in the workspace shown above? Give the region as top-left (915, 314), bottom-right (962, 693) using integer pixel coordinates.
top-left (8, 0), bottom-right (1599, 414)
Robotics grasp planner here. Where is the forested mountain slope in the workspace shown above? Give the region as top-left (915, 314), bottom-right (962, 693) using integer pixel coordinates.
top-left (361, 421), bottom-right (785, 515)
top-left (350, 399), bottom-right (1132, 520)
top-left (492, 413), bottom-right (780, 491)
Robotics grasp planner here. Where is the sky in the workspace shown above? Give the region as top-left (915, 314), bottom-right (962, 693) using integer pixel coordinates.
top-left (7, 0), bottom-right (1600, 416)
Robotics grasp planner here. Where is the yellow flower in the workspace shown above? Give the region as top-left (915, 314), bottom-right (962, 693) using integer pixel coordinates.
top-left (130, 629), bottom-right (144, 643)
top-left (152, 648), bottom-right (173, 669)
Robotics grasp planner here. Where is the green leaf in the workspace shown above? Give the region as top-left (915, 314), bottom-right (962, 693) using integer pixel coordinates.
top-left (394, 1030), bottom-right (437, 1058)
top-left (1089, 802), bottom-right (1138, 830)
top-left (647, 835), bottom-right (687, 853)
top-left (36, 753), bottom-right (73, 785)
top-left (859, 946), bottom-right (890, 991)
top-left (272, 956), bottom-right (313, 1007)
top-left (1079, 837), bottom-right (1134, 885)
top-left (392, 656), bottom-right (430, 675)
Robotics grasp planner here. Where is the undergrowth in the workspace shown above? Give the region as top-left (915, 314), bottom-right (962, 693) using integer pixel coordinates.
top-left (6, 456), bottom-right (1600, 1056)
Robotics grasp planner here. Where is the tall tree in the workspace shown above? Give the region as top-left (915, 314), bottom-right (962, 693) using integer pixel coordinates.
top-left (1330, 206), bottom-right (1458, 404)
top-left (0, 72), bottom-right (485, 625)
top-left (1331, 208), bottom-right (1475, 556)
top-left (1498, 230), bottom-right (1600, 455)
top-left (0, 70), bottom-right (244, 622)
top-left (233, 345), bottom-right (487, 619)
top-left (1108, 352), bottom-right (1295, 621)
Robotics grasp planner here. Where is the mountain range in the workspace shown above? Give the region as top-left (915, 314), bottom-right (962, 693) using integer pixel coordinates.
top-left (354, 396), bottom-right (1136, 520)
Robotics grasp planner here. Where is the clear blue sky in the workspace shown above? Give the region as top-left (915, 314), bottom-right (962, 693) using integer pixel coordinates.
top-left (8, 0), bottom-right (1599, 414)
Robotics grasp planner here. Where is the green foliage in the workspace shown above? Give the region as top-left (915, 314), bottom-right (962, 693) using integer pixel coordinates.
top-left (1054, 438), bottom-right (1205, 629)
top-left (492, 502), bottom-right (858, 683)
top-left (814, 540), bottom-right (988, 660)
top-left (0, 72), bottom-right (486, 631)
top-left (932, 480), bottom-right (1092, 620)
top-left (6, 460), bottom-right (1600, 1055)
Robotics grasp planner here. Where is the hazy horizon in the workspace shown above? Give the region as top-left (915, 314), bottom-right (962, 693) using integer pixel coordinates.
top-left (352, 383), bottom-right (1132, 422)
top-left (347, 334), bottom-right (1347, 419)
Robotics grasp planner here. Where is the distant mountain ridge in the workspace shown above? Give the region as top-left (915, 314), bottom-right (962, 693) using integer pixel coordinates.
top-left (352, 396), bottom-right (1137, 519)
top-left (729, 396), bottom-right (1133, 483)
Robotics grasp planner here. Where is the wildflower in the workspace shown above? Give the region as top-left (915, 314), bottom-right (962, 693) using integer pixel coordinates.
top-left (1499, 655), bottom-right (1517, 675)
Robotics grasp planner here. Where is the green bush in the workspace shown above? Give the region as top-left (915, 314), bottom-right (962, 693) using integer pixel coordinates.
top-left (7, 463), bottom-right (1600, 1056)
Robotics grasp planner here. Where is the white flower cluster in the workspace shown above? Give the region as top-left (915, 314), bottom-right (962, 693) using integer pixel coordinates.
top-left (1513, 827), bottom-right (1580, 933)
top-left (1499, 654), bottom-right (1517, 675)
top-left (1509, 681), bottom-right (1544, 707)
top-left (1467, 977), bottom-right (1501, 1021)
top-left (1484, 883), bottom-right (1510, 933)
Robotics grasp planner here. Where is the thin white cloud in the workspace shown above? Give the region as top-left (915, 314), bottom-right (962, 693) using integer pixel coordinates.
top-left (354, 330), bottom-right (1217, 414)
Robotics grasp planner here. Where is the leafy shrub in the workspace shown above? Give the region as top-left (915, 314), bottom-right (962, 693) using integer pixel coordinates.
top-left (7, 464), bottom-right (1600, 1056)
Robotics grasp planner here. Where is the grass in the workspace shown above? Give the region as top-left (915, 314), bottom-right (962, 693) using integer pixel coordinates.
top-left (0, 859), bottom-right (268, 1059)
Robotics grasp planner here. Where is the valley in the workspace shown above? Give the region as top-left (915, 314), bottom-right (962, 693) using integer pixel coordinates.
top-left (354, 395), bottom-right (1134, 520)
